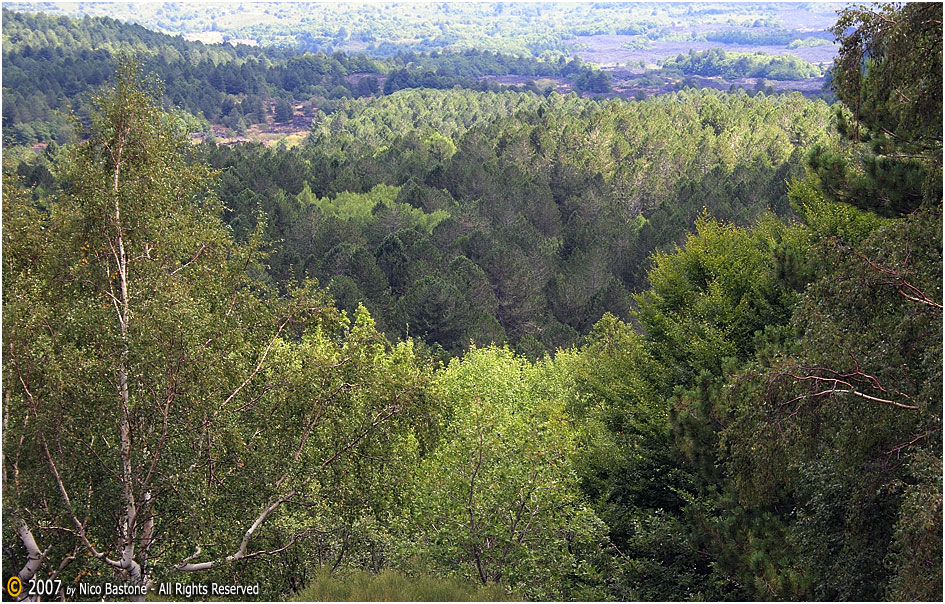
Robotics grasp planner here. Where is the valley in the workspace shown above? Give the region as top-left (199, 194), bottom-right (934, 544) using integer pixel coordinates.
top-left (2, 4), bottom-right (940, 603)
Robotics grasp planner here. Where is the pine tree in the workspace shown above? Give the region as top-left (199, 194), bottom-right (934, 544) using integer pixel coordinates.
top-left (810, 3), bottom-right (942, 216)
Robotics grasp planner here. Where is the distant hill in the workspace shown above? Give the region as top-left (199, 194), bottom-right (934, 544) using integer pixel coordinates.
top-left (1, 8), bottom-right (607, 146)
top-left (7, 1), bottom-right (845, 58)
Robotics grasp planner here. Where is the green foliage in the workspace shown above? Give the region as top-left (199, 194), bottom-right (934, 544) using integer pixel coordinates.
top-left (577, 213), bottom-right (810, 600)
top-left (660, 48), bottom-right (823, 80)
top-left (398, 347), bottom-right (610, 600)
top-left (3, 6), bottom-right (941, 602)
top-left (9, 1), bottom-right (839, 62)
top-left (564, 316), bottom-right (730, 600)
top-left (206, 87), bottom-right (833, 354)
top-left (831, 3), bottom-right (942, 159)
top-left (722, 208), bottom-right (942, 600)
top-left (788, 37), bottom-right (834, 49)
top-left (574, 67), bottom-right (611, 93)
top-left (811, 3), bottom-right (943, 217)
top-left (274, 98), bottom-right (294, 123)
top-left (702, 28), bottom-right (833, 48)
top-left (1, 9), bottom-right (549, 146)
top-left (884, 450), bottom-right (943, 601)
top-left (787, 174), bottom-right (886, 245)
top-left (308, 184), bottom-right (449, 234)
top-left (2, 61), bottom-right (433, 597)
top-left (570, 165), bottom-right (941, 600)
top-left (634, 213), bottom-right (803, 387)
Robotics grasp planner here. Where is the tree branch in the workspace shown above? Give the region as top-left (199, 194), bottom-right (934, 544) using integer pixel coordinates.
top-left (847, 247), bottom-right (943, 310)
top-left (168, 243), bottom-right (207, 276)
top-left (779, 373), bottom-right (919, 410)
top-left (214, 312), bottom-right (294, 418)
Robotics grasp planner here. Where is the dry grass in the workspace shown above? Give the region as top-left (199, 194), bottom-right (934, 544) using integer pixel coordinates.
top-left (291, 569), bottom-right (517, 602)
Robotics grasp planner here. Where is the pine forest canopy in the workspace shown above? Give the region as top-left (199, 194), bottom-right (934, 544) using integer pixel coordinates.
top-left (2, 2), bottom-right (942, 602)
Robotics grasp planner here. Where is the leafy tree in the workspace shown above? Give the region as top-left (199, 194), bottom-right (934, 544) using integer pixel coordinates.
top-left (574, 68), bottom-right (611, 93)
top-left (565, 315), bottom-right (724, 600)
top-left (203, 87), bottom-right (833, 354)
top-left (3, 5), bottom-right (942, 601)
top-left (831, 3), bottom-right (941, 159)
top-left (634, 213), bottom-right (803, 387)
top-left (615, 166), bottom-right (941, 601)
top-left (2, 61), bottom-right (428, 596)
top-left (395, 276), bottom-right (468, 353)
top-left (722, 208), bottom-right (942, 600)
top-left (399, 348), bottom-right (610, 600)
top-left (810, 2), bottom-right (942, 216)
top-left (274, 98), bottom-right (295, 123)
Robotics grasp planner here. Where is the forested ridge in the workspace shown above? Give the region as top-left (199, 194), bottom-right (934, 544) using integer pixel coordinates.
top-left (658, 47), bottom-right (824, 80)
top-left (1, 8), bottom-right (610, 146)
top-left (2, 3), bottom-right (942, 602)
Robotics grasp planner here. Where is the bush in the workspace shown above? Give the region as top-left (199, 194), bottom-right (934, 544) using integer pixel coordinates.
top-left (291, 569), bottom-right (515, 601)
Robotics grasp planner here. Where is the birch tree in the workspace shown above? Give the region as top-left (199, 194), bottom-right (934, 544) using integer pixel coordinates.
top-left (2, 60), bottom-right (427, 599)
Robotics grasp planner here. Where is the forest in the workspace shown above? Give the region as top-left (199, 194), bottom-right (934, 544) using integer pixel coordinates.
top-left (657, 47), bottom-right (823, 80)
top-left (2, 2), bottom-right (942, 602)
top-left (2, 8), bottom-right (613, 146)
top-left (4, 2), bottom-right (843, 58)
